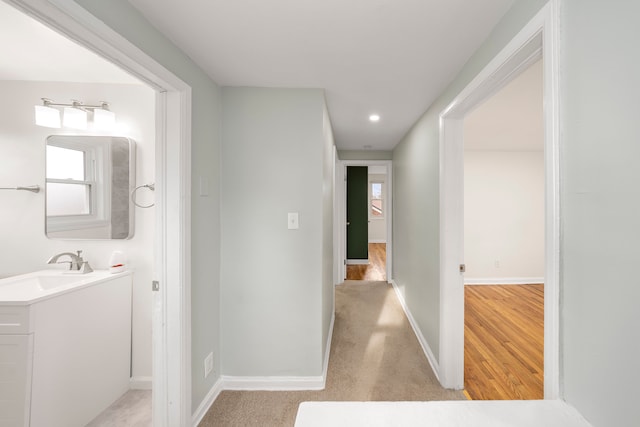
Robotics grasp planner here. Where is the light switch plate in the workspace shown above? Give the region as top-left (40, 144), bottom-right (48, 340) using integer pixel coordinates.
top-left (288, 212), bottom-right (299, 229)
top-left (199, 176), bottom-right (209, 197)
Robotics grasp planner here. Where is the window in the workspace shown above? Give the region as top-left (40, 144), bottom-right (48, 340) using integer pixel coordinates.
top-left (45, 139), bottom-right (109, 232)
top-left (370, 182), bottom-right (383, 218)
top-left (46, 145), bottom-right (93, 216)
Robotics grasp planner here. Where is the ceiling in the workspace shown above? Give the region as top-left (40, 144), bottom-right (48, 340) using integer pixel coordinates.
top-left (464, 59), bottom-right (543, 151)
top-left (0, 1), bottom-right (139, 84)
top-left (1, 1), bottom-right (518, 150)
top-left (127, 0), bottom-right (515, 150)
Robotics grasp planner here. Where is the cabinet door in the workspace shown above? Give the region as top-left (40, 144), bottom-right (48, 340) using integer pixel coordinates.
top-left (0, 334), bottom-right (33, 427)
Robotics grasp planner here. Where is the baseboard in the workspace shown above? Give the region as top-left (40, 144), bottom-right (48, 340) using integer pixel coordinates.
top-left (129, 376), bottom-right (152, 390)
top-left (390, 280), bottom-right (441, 382)
top-left (191, 377), bottom-right (224, 427)
top-left (189, 314), bottom-right (334, 424)
top-left (346, 259), bottom-right (369, 265)
top-left (464, 277), bottom-right (544, 285)
top-left (368, 239), bottom-right (387, 244)
top-left (222, 375), bottom-right (325, 391)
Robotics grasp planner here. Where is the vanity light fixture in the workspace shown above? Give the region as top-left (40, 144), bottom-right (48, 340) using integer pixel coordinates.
top-left (93, 106), bottom-right (115, 130)
top-left (63, 101), bottom-right (88, 130)
top-left (34, 99), bottom-right (61, 128)
top-left (35, 98), bottom-right (116, 130)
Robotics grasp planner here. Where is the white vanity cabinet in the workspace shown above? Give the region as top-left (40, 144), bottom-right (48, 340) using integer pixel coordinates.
top-left (0, 271), bottom-right (132, 427)
top-left (0, 306), bottom-right (33, 426)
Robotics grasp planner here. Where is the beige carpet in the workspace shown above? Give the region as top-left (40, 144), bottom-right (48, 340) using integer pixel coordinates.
top-left (199, 281), bottom-right (465, 426)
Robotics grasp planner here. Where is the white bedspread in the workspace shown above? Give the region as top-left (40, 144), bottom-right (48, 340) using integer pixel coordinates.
top-left (295, 400), bottom-right (592, 427)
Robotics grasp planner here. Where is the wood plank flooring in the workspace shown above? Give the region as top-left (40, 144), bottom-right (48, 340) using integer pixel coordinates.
top-left (346, 243), bottom-right (386, 281)
top-left (464, 284), bottom-right (544, 400)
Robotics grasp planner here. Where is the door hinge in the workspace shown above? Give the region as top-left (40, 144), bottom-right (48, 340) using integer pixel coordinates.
top-left (152, 280), bottom-right (160, 291)
top-left (344, 259), bottom-right (347, 265)
top-left (459, 264), bottom-right (466, 273)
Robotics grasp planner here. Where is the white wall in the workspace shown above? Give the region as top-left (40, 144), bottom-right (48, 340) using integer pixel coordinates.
top-left (368, 172), bottom-right (387, 243)
top-left (463, 151), bottom-right (544, 281)
top-left (392, 0), bottom-right (548, 364)
top-left (221, 87), bottom-right (333, 377)
top-left (0, 80), bottom-right (155, 380)
top-left (560, 1), bottom-right (640, 425)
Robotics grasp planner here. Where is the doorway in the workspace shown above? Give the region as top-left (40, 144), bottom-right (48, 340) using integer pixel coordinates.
top-left (462, 59), bottom-right (544, 400)
top-left (438, 2), bottom-right (559, 399)
top-left (8, 0), bottom-right (194, 424)
top-left (338, 160), bottom-right (392, 283)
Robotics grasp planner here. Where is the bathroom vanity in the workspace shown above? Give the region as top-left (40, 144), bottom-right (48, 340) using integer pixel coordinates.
top-left (0, 270), bottom-right (132, 427)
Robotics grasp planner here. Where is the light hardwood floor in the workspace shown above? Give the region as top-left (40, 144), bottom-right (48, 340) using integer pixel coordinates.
top-left (464, 284), bottom-right (544, 400)
top-left (346, 243), bottom-right (386, 281)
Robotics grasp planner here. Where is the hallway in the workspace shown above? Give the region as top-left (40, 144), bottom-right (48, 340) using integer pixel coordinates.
top-left (200, 281), bottom-right (464, 426)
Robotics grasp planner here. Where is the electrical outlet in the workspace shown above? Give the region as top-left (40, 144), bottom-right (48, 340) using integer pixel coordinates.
top-left (204, 352), bottom-right (213, 378)
top-left (494, 260), bottom-right (501, 268)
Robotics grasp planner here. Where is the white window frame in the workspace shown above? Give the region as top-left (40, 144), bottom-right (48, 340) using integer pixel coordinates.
top-left (46, 137), bottom-right (111, 233)
top-left (369, 179), bottom-right (385, 220)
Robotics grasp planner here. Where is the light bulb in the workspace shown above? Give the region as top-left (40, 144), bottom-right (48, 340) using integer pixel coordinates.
top-left (34, 105), bottom-right (61, 128)
top-left (93, 108), bottom-right (116, 130)
top-left (63, 107), bottom-right (87, 130)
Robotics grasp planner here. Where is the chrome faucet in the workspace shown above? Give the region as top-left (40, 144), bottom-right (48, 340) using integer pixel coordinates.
top-left (47, 250), bottom-right (93, 273)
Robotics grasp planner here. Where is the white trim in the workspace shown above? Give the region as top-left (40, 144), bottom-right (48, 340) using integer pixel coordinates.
top-left (7, 1), bottom-right (194, 424)
top-left (130, 376), bottom-right (153, 390)
top-left (333, 146), bottom-right (341, 286)
top-left (337, 160), bottom-right (393, 283)
top-left (220, 313), bottom-right (334, 392)
top-left (190, 313), bottom-right (333, 426)
top-left (346, 259), bottom-right (369, 265)
top-left (438, 1), bottom-right (559, 396)
top-left (334, 159), bottom-right (345, 285)
top-left (464, 277), bottom-right (544, 285)
top-left (542, 0), bottom-right (561, 400)
top-left (222, 376), bottom-right (326, 391)
top-left (191, 377), bottom-right (224, 427)
top-left (368, 239), bottom-right (387, 244)
top-left (390, 280), bottom-right (440, 382)
top-left (322, 312), bottom-right (335, 388)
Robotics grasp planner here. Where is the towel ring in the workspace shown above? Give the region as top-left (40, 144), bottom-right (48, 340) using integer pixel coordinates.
top-left (131, 183), bottom-right (155, 208)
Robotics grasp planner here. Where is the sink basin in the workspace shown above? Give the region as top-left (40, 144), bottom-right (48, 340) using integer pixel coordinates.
top-left (0, 269), bottom-right (129, 305)
top-left (3, 275), bottom-right (85, 291)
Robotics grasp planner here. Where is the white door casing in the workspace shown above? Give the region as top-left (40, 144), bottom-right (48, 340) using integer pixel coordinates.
top-left (336, 160), bottom-right (393, 283)
top-left (6, 0), bottom-right (194, 425)
top-left (438, 1), bottom-right (559, 398)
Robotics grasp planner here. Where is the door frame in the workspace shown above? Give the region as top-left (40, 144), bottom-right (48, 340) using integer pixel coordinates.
top-left (336, 160), bottom-right (393, 283)
top-left (438, 1), bottom-right (559, 398)
top-left (8, 0), bottom-right (194, 424)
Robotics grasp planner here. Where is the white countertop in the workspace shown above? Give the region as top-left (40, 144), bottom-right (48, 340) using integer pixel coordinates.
top-left (0, 269), bottom-right (132, 305)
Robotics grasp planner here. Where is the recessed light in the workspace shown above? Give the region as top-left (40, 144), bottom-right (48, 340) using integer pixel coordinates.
top-left (369, 114), bottom-right (380, 122)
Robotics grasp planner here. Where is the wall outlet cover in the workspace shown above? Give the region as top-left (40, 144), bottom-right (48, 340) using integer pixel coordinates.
top-left (204, 352), bottom-right (213, 378)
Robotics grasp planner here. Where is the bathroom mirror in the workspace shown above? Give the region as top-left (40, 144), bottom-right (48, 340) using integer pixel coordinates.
top-left (45, 135), bottom-right (136, 239)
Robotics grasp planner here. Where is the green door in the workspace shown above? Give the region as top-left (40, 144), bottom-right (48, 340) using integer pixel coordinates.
top-left (347, 166), bottom-right (368, 260)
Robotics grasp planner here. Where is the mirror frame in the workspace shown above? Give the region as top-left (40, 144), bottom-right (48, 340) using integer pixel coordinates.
top-left (45, 135), bottom-right (136, 240)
